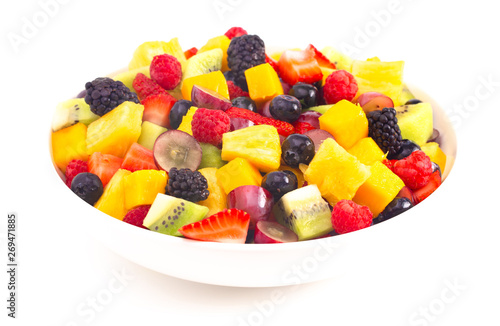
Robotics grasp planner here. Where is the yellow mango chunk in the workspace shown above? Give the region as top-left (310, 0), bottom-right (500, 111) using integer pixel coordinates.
top-left (124, 170), bottom-right (168, 210)
top-left (245, 63), bottom-right (284, 106)
top-left (51, 122), bottom-right (88, 173)
top-left (216, 158), bottom-right (263, 195)
top-left (94, 169), bottom-right (131, 220)
top-left (197, 167), bottom-right (227, 216)
top-left (181, 71), bottom-right (229, 101)
top-left (348, 137), bottom-right (386, 165)
top-left (177, 106), bottom-right (198, 135)
top-left (421, 142), bottom-right (447, 175)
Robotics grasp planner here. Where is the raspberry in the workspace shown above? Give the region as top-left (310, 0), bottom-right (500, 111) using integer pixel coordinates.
top-left (293, 121), bottom-right (316, 134)
top-left (123, 205), bottom-right (150, 229)
top-left (65, 160), bottom-right (88, 187)
top-left (227, 80), bottom-right (249, 100)
top-left (191, 108), bottom-right (230, 146)
top-left (331, 200), bottom-right (373, 234)
top-left (323, 70), bottom-right (358, 104)
top-left (224, 27), bottom-right (248, 39)
top-left (393, 150), bottom-right (433, 190)
top-left (381, 159), bottom-right (398, 172)
top-left (133, 73), bottom-right (168, 100)
top-left (150, 54), bottom-right (182, 90)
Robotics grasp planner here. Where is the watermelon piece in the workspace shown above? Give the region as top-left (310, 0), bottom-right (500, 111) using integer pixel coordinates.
top-left (88, 152), bottom-right (123, 187)
top-left (121, 143), bottom-right (157, 172)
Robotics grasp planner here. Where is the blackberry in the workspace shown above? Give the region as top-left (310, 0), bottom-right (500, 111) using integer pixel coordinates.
top-left (166, 168), bottom-right (209, 203)
top-left (227, 35), bottom-right (266, 92)
top-left (84, 77), bottom-right (139, 116)
top-left (367, 107), bottom-right (402, 156)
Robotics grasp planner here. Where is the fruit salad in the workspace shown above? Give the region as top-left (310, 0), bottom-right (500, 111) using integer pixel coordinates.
top-left (51, 27), bottom-right (448, 244)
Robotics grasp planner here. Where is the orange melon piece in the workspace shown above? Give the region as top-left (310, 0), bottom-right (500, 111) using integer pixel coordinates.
top-left (347, 137), bottom-right (386, 165)
top-left (94, 169), bottom-right (131, 220)
top-left (181, 71), bottom-right (229, 101)
top-left (245, 63), bottom-right (284, 106)
top-left (197, 167), bottom-right (227, 216)
top-left (353, 161), bottom-right (404, 217)
top-left (216, 158), bottom-right (263, 195)
top-left (198, 35), bottom-right (231, 72)
top-left (51, 122), bottom-right (88, 173)
top-left (123, 170), bottom-right (168, 210)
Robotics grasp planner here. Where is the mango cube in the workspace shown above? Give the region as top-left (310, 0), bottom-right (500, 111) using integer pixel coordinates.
top-left (245, 63), bottom-right (284, 106)
top-left (197, 167), bottom-right (227, 216)
top-left (177, 106), bottom-right (197, 135)
top-left (51, 122), bottom-right (88, 173)
top-left (124, 170), bottom-right (168, 210)
top-left (353, 161), bottom-right (405, 217)
top-left (181, 71), bottom-right (229, 101)
top-left (421, 142), bottom-right (447, 175)
top-left (216, 158), bottom-right (263, 195)
top-left (347, 137), bottom-right (386, 165)
top-left (319, 100), bottom-right (368, 149)
top-left (94, 169), bottom-right (131, 220)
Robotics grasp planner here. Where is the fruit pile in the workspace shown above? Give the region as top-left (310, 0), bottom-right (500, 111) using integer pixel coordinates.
top-left (51, 27), bottom-right (448, 244)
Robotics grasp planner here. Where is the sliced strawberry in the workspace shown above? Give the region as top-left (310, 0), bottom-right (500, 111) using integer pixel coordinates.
top-left (133, 73), bottom-right (168, 100)
top-left (184, 47), bottom-right (198, 60)
top-left (413, 171), bottom-right (442, 204)
top-left (141, 93), bottom-right (177, 128)
top-left (293, 121), bottom-right (316, 134)
top-left (277, 49), bottom-right (323, 86)
top-left (225, 107), bottom-right (295, 137)
top-left (121, 143), bottom-right (157, 172)
top-left (88, 152), bottom-right (123, 187)
top-left (265, 53), bottom-right (279, 72)
top-left (306, 44), bottom-right (336, 69)
top-left (179, 209), bottom-right (250, 243)
top-left (227, 80), bottom-right (249, 100)
top-left (397, 186), bottom-right (416, 205)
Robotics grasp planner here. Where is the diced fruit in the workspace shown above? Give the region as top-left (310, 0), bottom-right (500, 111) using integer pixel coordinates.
top-left (277, 49), bottom-right (323, 85)
top-left (293, 121), bottom-right (316, 134)
top-left (137, 121), bottom-right (168, 151)
top-left (141, 93), bottom-right (177, 128)
top-left (393, 150), bottom-right (433, 190)
top-left (113, 66), bottom-right (150, 92)
top-left (387, 139), bottom-right (421, 161)
top-left (225, 106), bottom-right (295, 137)
top-left (177, 106), bottom-right (197, 135)
top-left (303, 129), bottom-right (335, 153)
top-left (191, 108), bottom-right (230, 147)
top-left (296, 110), bottom-right (321, 129)
top-left (51, 98), bottom-right (99, 132)
top-left (413, 171), bottom-right (442, 204)
top-left (51, 122), bottom-right (88, 173)
top-left (305, 104), bottom-right (333, 115)
top-left (351, 58), bottom-right (405, 106)
top-left (322, 70), bottom-right (358, 104)
top-left (278, 166), bottom-right (305, 188)
top-left (261, 171), bottom-right (298, 202)
top-left (397, 186), bottom-right (416, 205)
top-left (273, 185), bottom-right (333, 241)
top-left (179, 209), bottom-right (250, 244)
top-left (121, 143), bottom-right (157, 172)
top-left (184, 47), bottom-right (198, 59)
top-left (347, 137), bottom-right (386, 165)
top-left (230, 117), bottom-right (255, 131)
top-left (373, 197), bottom-right (413, 224)
top-left (191, 85), bottom-right (232, 111)
top-left (70, 172), bottom-right (103, 205)
top-left (182, 48), bottom-right (223, 82)
top-left (331, 200), bottom-right (372, 235)
top-left (355, 92), bottom-right (394, 114)
top-left (197, 167), bottom-right (227, 216)
top-left (395, 102), bottom-right (434, 146)
top-left (281, 134), bottom-right (315, 168)
top-left (304, 138), bottom-right (371, 205)
top-left (165, 167), bottom-right (209, 202)
top-left (86, 102), bottom-right (144, 158)
top-left (123, 169), bottom-right (167, 210)
top-left (150, 54), bottom-right (182, 91)
top-left (227, 81), bottom-right (250, 100)
top-left (400, 85), bottom-right (416, 105)
top-left (245, 63), bottom-right (284, 106)
top-left (216, 158), bottom-right (263, 195)
top-left (290, 83), bottom-right (319, 109)
top-left (143, 193), bottom-right (209, 236)
top-left (128, 38), bottom-right (186, 71)
top-left (224, 27), bottom-right (247, 39)
top-left (153, 130), bottom-right (202, 171)
top-left (221, 125), bottom-right (281, 173)
top-left (319, 99), bottom-right (368, 149)
top-left (320, 46), bottom-right (353, 71)
top-left (123, 205), bottom-right (150, 229)
top-left (198, 35), bottom-right (231, 72)
top-left (88, 152), bottom-right (123, 187)
top-left (199, 143), bottom-right (227, 169)
top-left (169, 100), bottom-right (194, 130)
top-left (254, 220), bottom-right (298, 244)
top-left (306, 44), bottom-right (336, 69)
top-left (420, 142), bottom-right (447, 175)
top-left (94, 169), bottom-right (131, 220)
top-left (65, 160), bottom-right (88, 187)
top-left (353, 161), bottom-right (405, 217)
top-left (367, 107), bottom-right (403, 157)
top-left (181, 70), bottom-right (229, 101)
top-left (133, 73), bottom-right (169, 100)
top-left (269, 95), bottom-right (302, 123)
top-left (228, 185), bottom-right (274, 230)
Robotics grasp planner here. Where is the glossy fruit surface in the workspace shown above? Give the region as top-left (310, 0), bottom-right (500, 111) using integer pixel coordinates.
top-left (269, 95), bottom-right (302, 123)
top-left (281, 134), bottom-right (315, 168)
top-left (261, 171), bottom-right (298, 202)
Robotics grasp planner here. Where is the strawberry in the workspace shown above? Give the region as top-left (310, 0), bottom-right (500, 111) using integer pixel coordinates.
top-left (227, 80), bottom-right (249, 100)
top-left (141, 93), bottom-right (177, 128)
top-left (381, 159), bottom-right (398, 171)
top-left (224, 27), bottom-right (248, 39)
top-left (184, 47), bottom-right (198, 60)
top-left (306, 44), bottom-right (336, 69)
top-left (413, 171), bottom-right (442, 204)
top-left (121, 143), bottom-right (157, 172)
top-left (265, 53), bottom-right (279, 72)
top-left (179, 209), bottom-right (250, 243)
top-left (225, 107), bottom-right (295, 137)
top-left (132, 73), bottom-right (168, 100)
top-left (277, 49), bottom-right (323, 86)
top-left (293, 121), bottom-right (316, 134)
top-left (88, 152), bottom-right (123, 187)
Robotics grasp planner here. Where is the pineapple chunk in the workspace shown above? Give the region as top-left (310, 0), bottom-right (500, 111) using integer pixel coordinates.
top-left (123, 170), bottom-right (168, 210)
top-left (177, 106), bottom-right (198, 135)
top-left (348, 137), bottom-right (386, 165)
top-left (51, 122), bottom-right (88, 173)
top-left (94, 169), bottom-right (131, 220)
top-left (129, 38), bottom-right (186, 71)
top-left (216, 158), bottom-right (263, 195)
top-left (181, 70), bottom-right (228, 101)
top-left (245, 63), bottom-right (284, 106)
top-left (197, 167), bottom-right (227, 216)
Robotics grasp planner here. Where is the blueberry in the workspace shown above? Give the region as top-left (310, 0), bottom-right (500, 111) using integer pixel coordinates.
top-left (70, 172), bottom-right (103, 205)
top-left (431, 162), bottom-right (442, 178)
top-left (387, 139), bottom-right (420, 160)
top-left (269, 95), bottom-right (302, 123)
top-left (373, 197), bottom-right (413, 224)
top-left (281, 134), bottom-right (315, 168)
top-left (231, 96), bottom-right (257, 112)
top-left (261, 171), bottom-right (298, 202)
top-left (289, 83), bottom-right (318, 109)
top-left (169, 100), bottom-right (193, 129)
top-left (405, 98), bottom-right (422, 105)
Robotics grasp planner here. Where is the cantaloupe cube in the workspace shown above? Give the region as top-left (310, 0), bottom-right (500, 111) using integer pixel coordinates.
top-left (353, 161), bottom-right (404, 217)
top-left (216, 158), bottom-right (263, 195)
top-left (245, 63), bottom-right (284, 106)
top-left (94, 169), bottom-right (131, 220)
top-left (319, 100), bottom-right (368, 149)
top-left (123, 170), bottom-right (168, 210)
top-left (197, 167), bottom-right (227, 216)
top-left (51, 122), bottom-right (88, 173)
top-left (181, 71), bottom-right (229, 101)
top-left (348, 137), bottom-right (386, 165)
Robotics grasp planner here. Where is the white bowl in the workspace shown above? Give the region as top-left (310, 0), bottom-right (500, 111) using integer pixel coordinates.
top-left (49, 83), bottom-right (456, 287)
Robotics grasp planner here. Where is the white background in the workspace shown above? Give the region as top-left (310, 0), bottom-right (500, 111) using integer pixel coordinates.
top-left (1, 0), bottom-right (500, 325)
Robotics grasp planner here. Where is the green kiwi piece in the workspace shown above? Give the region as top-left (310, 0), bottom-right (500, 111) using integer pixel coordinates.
top-left (199, 143), bottom-right (227, 169)
top-left (51, 98), bottom-right (100, 131)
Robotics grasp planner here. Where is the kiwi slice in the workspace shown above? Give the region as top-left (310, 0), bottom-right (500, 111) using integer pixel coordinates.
top-left (182, 48), bottom-right (223, 82)
top-left (273, 185), bottom-right (333, 241)
top-left (153, 130), bottom-right (203, 171)
top-left (199, 143), bottom-right (227, 169)
top-left (395, 102), bottom-right (433, 146)
top-left (51, 98), bottom-right (99, 131)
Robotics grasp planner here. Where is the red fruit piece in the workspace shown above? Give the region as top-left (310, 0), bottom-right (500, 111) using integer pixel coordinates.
top-left (191, 108), bottom-right (230, 147)
top-left (123, 205), bottom-right (150, 229)
top-left (293, 121), bottom-right (316, 134)
top-left (382, 159), bottom-right (398, 171)
top-left (150, 54), bottom-right (182, 90)
top-left (88, 152), bottom-right (123, 187)
top-left (141, 93), bottom-right (177, 128)
top-left (227, 80), bottom-right (249, 100)
top-left (393, 150), bottom-right (433, 190)
top-left (179, 209), bottom-right (251, 243)
top-left (133, 73), bottom-right (168, 100)
top-left (331, 200), bottom-right (373, 235)
top-left (305, 44), bottom-right (336, 69)
top-left (397, 186), bottom-right (416, 205)
top-left (277, 49), bottom-right (323, 86)
top-left (254, 220), bottom-right (298, 244)
top-left (184, 47), bottom-right (198, 59)
top-left (265, 53), bottom-right (279, 72)
top-left (225, 107), bottom-right (295, 137)
top-left (224, 27), bottom-right (248, 39)
top-left (65, 160), bottom-right (88, 187)
top-left (323, 70), bottom-right (358, 104)
top-left (121, 143), bottom-right (157, 172)
top-left (413, 171), bottom-right (442, 204)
